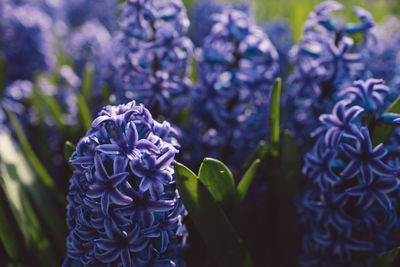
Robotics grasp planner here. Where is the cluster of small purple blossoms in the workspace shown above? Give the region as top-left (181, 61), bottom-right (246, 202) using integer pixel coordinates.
top-left (64, 101), bottom-right (187, 266)
top-left (297, 79), bottom-right (400, 266)
top-left (0, 1), bottom-right (55, 82)
top-left (113, 0), bottom-right (193, 118)
top-left (285, 1), bottom-right (376, 145)
top-left (182, 6), bottom-right (279, 169)
top-left (65, 19), bottom-right (113, 101)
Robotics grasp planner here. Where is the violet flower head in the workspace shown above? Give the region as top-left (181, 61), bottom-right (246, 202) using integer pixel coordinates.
top-left (285, 1), bottom-right (376, 145)
top-left (298, 78), bottom-right (400, 266)
top-left (114, 0), bottom-right (193, 118)
top-left (0, 2), bottom-right (55, 82)
top-left (65, 19), bottom-right (112, 99)
top-left (187, 0), bottom-right (224, 47)
top-left (64, 101), bottom-right (187, 266)
top-left (182, 6), bottom-right (279, 169)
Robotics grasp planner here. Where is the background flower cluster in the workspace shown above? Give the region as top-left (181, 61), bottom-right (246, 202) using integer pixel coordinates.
top-left (1, 0), bottom-right (400, 266)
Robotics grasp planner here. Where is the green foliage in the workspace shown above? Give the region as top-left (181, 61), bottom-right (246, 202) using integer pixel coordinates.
top-left (370, 247), bottom-right (400, 267)
top-left (371, 96), bottom-right (400, 146)
top-left (77, 94), bottom-right (92, 132)
top-left (0, 133), bottom-right (60, 265)
top-left (198, 158), bottom-right (235, 208)
top-left (175, 162), bottom-right (253, 267)
top-left (269, 78), bottom-right (281, 157)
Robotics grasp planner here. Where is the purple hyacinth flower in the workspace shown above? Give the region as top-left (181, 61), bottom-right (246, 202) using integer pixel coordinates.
top-left (64, 101), bottom-right (187, 266)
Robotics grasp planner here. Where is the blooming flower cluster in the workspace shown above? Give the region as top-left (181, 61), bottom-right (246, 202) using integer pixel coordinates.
top-left (285, 1), bottom-right (376, 145)
top-left (0, 1), bottom-right (55, 82)
top-left (113, 0), bottom-right (193, 118)
top-left (65, 19), bottom-right (113, 101)
top-left (64, 101), bottom-right (187, 266)
top-left (297, 78), bottom-right (400, 266)
top-left (182, 6), bottom-right (279, 169)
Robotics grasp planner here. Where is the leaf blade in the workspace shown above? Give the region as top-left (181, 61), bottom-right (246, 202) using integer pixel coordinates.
top-left (371, 96), bottom-right (400, 146)
top-left (198, 158), bottom-right (235, 207)
top-left (175, 162), bottom-right (253, 267)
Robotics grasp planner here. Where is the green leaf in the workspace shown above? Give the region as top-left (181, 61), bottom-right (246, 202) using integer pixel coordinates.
top-left (371, 96), bottom-right (400, 146)
top-left (268, 77), bottom-right (282, 157)
top-left (0, 133), bottom-right (59, 266)
top-left (5, 110), bottom-right (65, 205)
top-left (175, 162), bottom-right (253, 267)
top-left (32, 82), bottom-right (67, 135)
top-left (198, 158), bottom-right (235, 208)
top-left (64, 141), bottom-right (76, 171)
top-left (237, 140), bottom-right (267, 178)
top-left (6, 110), bottom-right (54, 189)
top-left (82, 63), bottom-right (95, 103)
top-left (64, 141), bottom-right (76, 160)
top-left (77, 94), bottom-right (92, 132)
top-left (0, 187), bottom-right (20, 259)
top-left (370, 247), bottom-right (400, 267)
top-left (232, 159), bottom-right (261, 208)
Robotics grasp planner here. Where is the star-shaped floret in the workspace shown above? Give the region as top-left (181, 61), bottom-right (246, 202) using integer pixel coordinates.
top-left (86, 154), bottom-right (133, 215)
top-left (346, 176), bottom-right (399, 210)
top-left (95, 218), bottom-right (148, 267)
top-left (303, 138), bottom-right (341, 190)
top-left (319, 99), bottom-right (363, 147)
top-left (340, 127), bottom-right (397, 184)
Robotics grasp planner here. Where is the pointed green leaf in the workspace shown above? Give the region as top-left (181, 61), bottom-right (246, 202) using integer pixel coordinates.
top-left (371, 96), bottom-right (400, 146)
top-left (0, 133), bottom-right (59, 266)
top-left (237, 140), bottom-right (267, 178)
top-left (82, 63), bottom-right (94, 102)
top-left (64, 141), bottom-right (76, 170)
top-left (175, 162), bottom-right (253, 267)
top-left (232, 159), bottom-right (261, 208)
top-left (5, 110), bottom-right (65, 206)
top-left (269, 77), bottom-right (282, 157)
top-left (0, 187), bottom-right (20, 259)
top-left (370, 247), bottom-right (400, 267)
top-left (78, 94), bottom-right (92, 132)
top-left (198, 158), bottom-right (235, 207)
top-left (6, 110), bottom-right (54, 189)
top-left (32, 82), bottom-right (67, 134)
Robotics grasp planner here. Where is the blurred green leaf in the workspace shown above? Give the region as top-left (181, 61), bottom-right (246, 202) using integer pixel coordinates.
top-left (6, 110), bottom-right (54, 189)
top-left (198, 158), bottom-right (235, 208)
top-left (237, 140), bottom-right (267, 178)
top-left (64, 141), bottom-right (76, 170)
top-left (64, 141), bottom-right (76, 159)
top-left (82, 63), bottom-right (94, 103)
top-left (32, 82), bottom-right (68, 135)
top-left (175, 162), bottom-right (253, 267)
top-left (101, 84), bottom-right (111, 105)
top-left (371, 96), bottom-right (400, 146)
top-left (78, 94), bottom-right (92, 132)
top-left (370, 247), bottom-right (400, 267)
top-left (269, 78), bottom-right (281, 157)
top-left (232, 159), bottom-right (261, 210)
top-left (0, 187), bottom-right (20, 259)
top-left (5, 110), bottom-right (65, 206)
top-left (0, 133), bottom-right (59, 266)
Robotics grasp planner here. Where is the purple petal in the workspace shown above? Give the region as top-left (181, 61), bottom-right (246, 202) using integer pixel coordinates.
top-left (110, 189), bottom-right (133, 206)
top-left (96, 144), bottom-right (122, 155)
